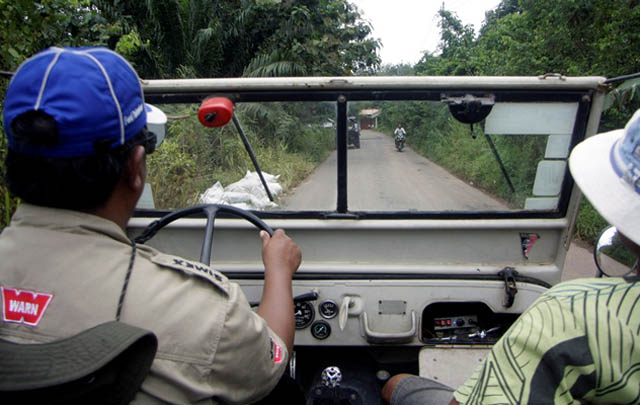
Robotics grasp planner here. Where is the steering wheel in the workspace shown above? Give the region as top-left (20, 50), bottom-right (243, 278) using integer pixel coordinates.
top-left (134, 204), bottom-right (273, 266)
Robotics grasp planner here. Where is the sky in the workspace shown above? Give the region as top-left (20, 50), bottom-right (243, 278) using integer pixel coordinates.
top-left (349, 0), bottom-right (503, 65)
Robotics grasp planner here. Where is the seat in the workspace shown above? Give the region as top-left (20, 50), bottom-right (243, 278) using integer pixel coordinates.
top-left (0, 321), bottom-right (157, 404)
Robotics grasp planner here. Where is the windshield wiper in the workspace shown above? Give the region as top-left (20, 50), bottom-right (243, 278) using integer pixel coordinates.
top-left (231, 114), bottom-right (274, 201)
top-left (198, 97), bottom-right (274, 202)
top-left (442, 94), bottom-right (515, 193)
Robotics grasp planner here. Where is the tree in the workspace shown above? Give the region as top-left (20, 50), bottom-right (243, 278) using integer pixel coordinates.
top-left (0, 0), bottom-right (118, 72)
top-left (473, 0), bottom-right (640, 130)
top-left (91, 0), bottom-right (380, 79)
top-left (415, 8), bottom-right (477, 76)
top-left (91, 0), bottom-right (240, 78)
top-left (253, 0), bottom-right (380, 76)
top-left (378, 63), bottom-right (415, 76)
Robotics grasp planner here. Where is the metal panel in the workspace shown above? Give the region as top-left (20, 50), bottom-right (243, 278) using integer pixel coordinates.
top-left (545, 134), bottom-right (572, 158)
top-left (532, 161), bottom-right (567, 196)
top-left (525, 197), bottom-right (560, 210)
top-left (419, 347), bottom-right (491, 388)
top-left (485, 102), bottom-right (578, 135)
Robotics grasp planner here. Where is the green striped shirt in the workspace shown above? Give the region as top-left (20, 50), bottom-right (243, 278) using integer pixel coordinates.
top-left (454, 277), bottom-right (640, 404)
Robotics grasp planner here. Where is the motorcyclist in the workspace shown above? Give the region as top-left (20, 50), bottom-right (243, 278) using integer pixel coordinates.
top-left (394, 124), bottom-right (406, 150)
top-left (394, 124), bottom-right (406, 140)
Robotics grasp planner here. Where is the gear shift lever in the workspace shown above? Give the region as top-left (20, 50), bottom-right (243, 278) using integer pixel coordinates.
top-left (322, 366), bottom-right (342, 402)
top-left (322, 366), bottom-right (342, 388)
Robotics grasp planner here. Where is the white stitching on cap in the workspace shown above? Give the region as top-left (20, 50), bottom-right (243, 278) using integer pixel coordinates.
top-left (34, 48), bottom-right (63, 111)
top-left (88, 48), bottom-right (145, 102)
top-left (88, 48), bottom-right (146, 136)
top-left (7, 47), bottom-right (60, 91)
top-left (73, 50), bottom-right (126, 145)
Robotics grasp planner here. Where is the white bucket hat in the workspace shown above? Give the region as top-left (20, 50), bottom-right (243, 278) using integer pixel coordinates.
top-left (569, 109), bottom-right (640, 245)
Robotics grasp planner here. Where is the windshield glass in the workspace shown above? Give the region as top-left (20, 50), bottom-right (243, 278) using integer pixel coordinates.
top-left (138, 80), bottom-right (592, 217)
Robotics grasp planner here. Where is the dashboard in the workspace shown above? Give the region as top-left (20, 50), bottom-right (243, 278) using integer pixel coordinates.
top-left (239, 279), bottom-right (548, 346)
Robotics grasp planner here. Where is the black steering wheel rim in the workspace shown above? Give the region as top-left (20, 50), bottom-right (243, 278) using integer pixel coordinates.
top-left (134, 204), bottom-right (273, 266)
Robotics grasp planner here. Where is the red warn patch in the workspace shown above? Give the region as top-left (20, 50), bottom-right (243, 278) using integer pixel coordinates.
top-left (1, 287), bottom-right (53, 326)
top-left (271, 339), bottom-right (283, 365)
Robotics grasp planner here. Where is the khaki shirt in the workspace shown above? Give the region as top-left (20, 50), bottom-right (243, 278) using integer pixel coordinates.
top-left (0, 204), bottom-right (287, 404)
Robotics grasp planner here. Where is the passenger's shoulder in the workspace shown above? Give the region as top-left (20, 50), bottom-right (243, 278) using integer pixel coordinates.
top-left (545, 277), bottom-right (633, 299)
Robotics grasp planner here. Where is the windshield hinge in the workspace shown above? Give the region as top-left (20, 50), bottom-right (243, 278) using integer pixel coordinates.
top-left (498, 267), bottom-right (519, 308)
top-left (538, 73), bottom-right (566, 81)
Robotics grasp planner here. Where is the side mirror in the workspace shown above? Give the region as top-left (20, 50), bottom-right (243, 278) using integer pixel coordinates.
top-left (146, 104), bottom-right (167, 147)
top-left (594, 226), bottom-right (638, 277)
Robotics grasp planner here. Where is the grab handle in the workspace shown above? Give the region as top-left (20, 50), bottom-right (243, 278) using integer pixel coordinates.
top-left (360, 311), bottom-right (416, 344)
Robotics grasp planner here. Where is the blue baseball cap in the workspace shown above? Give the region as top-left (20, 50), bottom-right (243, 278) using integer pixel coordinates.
top-left (3, 47), bottom-right (147, 158)
top-left (569, 109), bottom-right (640, 245)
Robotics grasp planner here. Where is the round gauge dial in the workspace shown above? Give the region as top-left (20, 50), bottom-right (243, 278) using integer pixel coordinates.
top-left (311, 321), bottom-right (331, 340)
top-left (294, 301), bottom-right (315, 329)
top-left (319, 300), bottom-right (339, 319)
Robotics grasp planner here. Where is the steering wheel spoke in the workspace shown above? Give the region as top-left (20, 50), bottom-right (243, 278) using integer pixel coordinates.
top-left (135, 204), bottom-right (273, 266)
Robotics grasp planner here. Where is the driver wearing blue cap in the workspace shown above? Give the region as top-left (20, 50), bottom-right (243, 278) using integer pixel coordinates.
top-left (0, 47), bottom-right (301, 403)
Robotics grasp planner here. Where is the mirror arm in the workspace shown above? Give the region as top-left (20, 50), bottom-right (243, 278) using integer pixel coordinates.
top-left (441, 94), bottom-right (514, 194)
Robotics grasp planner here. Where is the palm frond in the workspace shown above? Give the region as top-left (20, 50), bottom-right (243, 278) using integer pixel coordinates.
top-left (242, 53), bottom-right (307, 77)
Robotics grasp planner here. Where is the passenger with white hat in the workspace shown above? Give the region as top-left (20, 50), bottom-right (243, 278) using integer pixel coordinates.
top-left (570, 109), bottom-right (640, 260)
top-left (383, 112), bottom-right (640, 405)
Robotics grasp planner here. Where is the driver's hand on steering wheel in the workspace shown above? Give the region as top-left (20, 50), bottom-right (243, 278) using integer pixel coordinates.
top-left (260, 229), bottom-right (301, 278)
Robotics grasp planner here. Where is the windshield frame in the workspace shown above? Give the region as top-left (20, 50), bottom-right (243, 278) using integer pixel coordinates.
top-left (140, 75), bottom-right (606, 220)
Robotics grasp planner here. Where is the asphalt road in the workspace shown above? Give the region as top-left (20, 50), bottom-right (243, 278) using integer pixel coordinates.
top-left (283, 129), bottom-right (505, 211)
top-left (564, 240), bottom-right (599, 280)
top-left (281, 129), bottom-right (597, 280)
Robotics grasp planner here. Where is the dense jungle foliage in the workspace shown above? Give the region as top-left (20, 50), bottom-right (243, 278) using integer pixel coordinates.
top-left (373, 1), bottom-right (640, 242)
top-left (1, 0), bottom-right (640, 245)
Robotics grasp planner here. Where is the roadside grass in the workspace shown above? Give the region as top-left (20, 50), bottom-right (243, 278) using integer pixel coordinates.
top-left (574, 199), bottom-right (608, 244)
top-left (147, 110), bottom-right (333, 209)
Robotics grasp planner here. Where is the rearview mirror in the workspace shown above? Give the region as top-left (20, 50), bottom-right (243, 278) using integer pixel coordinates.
top-left (594, 226), bottom-right (638, 277)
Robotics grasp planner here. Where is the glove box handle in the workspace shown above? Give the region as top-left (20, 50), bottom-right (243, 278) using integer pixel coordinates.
top-left (360, 311), bottom-right (416, 344)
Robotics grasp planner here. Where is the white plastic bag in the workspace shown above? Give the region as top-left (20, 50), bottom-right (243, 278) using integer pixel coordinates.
top-left (198, 171), bottom-right (281, 210)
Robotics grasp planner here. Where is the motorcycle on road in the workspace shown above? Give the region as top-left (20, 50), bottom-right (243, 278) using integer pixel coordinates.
top-left (394, 133), bottom-right (405, 151)
top-left (394, 125), bottom-right (406, 152)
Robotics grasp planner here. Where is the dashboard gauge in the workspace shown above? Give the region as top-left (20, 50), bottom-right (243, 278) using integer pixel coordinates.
top-left (294, 301), bottom-right (315, 329)
top-left (319, 300), bottom-right (339, 319)
top-left (311, 321), bottom-right (331, 340)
